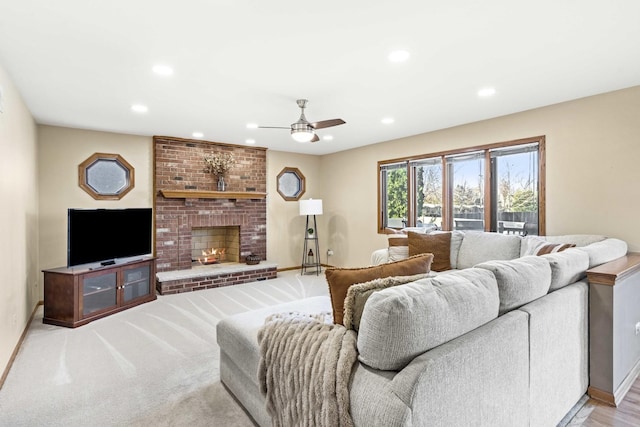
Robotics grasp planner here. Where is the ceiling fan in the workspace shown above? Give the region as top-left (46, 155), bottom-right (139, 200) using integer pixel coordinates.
top-left (259, 99), bottom-right (346, 143)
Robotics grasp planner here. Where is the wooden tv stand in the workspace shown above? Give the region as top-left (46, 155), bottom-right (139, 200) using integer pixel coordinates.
top-left (43, 257), bottom-right (156, 328)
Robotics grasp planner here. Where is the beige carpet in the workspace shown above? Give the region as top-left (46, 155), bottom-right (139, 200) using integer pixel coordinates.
top-left (0, 270), bottom-right (329, 427)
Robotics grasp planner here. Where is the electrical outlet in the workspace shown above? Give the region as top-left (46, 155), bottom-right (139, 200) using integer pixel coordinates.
top-left (635, 322), bottom-right (640, 336)
top-left (327, 249), bottom-right (334, 256)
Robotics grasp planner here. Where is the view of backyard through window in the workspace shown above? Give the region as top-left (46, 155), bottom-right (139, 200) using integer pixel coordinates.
top-left (380, 138), bottom-right (544, 235)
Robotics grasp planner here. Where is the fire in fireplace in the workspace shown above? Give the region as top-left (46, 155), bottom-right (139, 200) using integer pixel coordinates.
top-left (199, 248), bottom-right (226, 265)
top-left (191, 226), bottom-right (240, 266)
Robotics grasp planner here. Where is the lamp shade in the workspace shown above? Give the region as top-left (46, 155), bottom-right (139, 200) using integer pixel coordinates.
top-left (299, 199), bottom-right (323, 216)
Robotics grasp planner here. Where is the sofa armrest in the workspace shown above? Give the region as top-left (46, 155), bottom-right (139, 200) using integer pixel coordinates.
top-left (370, 248), bottom-right (390, 265)
top-left (579, 238), bottom-right (627, 268)
top-left (389, 310), bottom-right (530, 425)
top-left (351, 310), bottom-right (530, 426)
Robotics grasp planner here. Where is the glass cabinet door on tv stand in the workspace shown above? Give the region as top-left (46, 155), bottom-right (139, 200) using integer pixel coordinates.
top-left (81, 270), bottom-right (118, 316)
top-left (121, 262), bottom-right (153, 304)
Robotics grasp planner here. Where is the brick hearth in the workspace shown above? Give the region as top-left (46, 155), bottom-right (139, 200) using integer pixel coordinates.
top-left (156, 262), bottom-right (277, 295)
top-left (153, 136), bottom-right (272, 294)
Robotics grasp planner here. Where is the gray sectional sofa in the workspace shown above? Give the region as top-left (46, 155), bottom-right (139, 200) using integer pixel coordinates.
top-left (217, 232), bottom-right (627, 426)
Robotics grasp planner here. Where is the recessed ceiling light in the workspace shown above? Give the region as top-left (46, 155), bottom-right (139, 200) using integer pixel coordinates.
top-left (152, 65), bottom-right (173, 76)
top-left (192, 132), bottom-right (204, 138)
top-left (388, 50), bottom-right (410, 63)
top-left (246, 123), bottom-right (258, 129)
top-left (381, 117), bottom-right (395, 124)
top-left (478, 87), bottom-right (496, 97)
top-left (245, 139), bottom-right (256, 144)
top-left (131, 104), bottom-right (148, 113)
top-left (323, 135), bottom-right (334, 141)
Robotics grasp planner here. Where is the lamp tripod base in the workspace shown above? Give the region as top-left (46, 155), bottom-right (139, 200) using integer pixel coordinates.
top-left (301, 215), bottom-right (321, 275)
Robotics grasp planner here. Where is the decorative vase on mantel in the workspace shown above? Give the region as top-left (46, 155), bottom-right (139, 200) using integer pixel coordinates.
top-left (217, 175), bottom-right (226, 191)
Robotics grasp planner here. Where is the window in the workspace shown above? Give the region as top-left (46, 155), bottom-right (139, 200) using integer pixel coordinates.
top-left (448, 152), bottom-right (485, 231)
top-left (380, 163), bottom-right (408, 228)
top-left (78, 153), bottom-right (135, 200)
top-left (412, 158), bottom-right (443, 229)
top-left (276, 167), bottom-right (306, 201)
top-left (378, 136), bottom-right (545, 235)
top-left (490, 143), bottom-right (540, 235)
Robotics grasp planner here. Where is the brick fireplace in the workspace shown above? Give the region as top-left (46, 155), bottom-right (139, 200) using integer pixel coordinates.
top-left (153, 136), bottom-right (275, 294)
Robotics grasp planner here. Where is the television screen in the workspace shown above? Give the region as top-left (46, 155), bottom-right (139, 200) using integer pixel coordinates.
top-left (67, 208), bottom-right (153, 267)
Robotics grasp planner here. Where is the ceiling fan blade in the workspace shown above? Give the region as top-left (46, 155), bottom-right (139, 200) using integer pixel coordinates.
top-left (257, 126), bottom-right (291, 129)
top-left (310, 118), bottom-right (346, 129)
top-left (310, 134), bottom-right (320, 143)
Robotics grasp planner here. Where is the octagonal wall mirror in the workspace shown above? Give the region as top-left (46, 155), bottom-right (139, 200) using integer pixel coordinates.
top-left (276, 167), bottom-right (306, 201)
top-left (79, 153), bottom-right (135, 200)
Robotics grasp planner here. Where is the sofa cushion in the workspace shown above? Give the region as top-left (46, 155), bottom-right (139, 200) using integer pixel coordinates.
top-left (343, 273), bottom-right (432, 331)
top-left (216, 296), bottom-right (332, 388)
top-left (475, 256), bottom-right (552, 315)
top-left (357, 268), bottom-right (499, 371)
top-left (449, 230), bottom-right (465, 269)
top-left (456, 232), bottom-right (521, 270)
top-left (325, 254), bottom-right (434, 325)
top-left (520, 236), bottom-right (547, 257)
top-left (540, 248), bottom-right (589, 292)
top-left (408, 231), bottom-right (451, 271)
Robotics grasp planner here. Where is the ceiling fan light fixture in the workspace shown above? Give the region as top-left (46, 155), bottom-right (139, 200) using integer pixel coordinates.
top-left (291, 122), bottom-right (315, 143)
top-left (291, 128), bottom-right (315, 143)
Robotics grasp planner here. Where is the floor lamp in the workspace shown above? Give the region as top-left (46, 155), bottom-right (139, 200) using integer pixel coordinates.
top-left (300, 198), bottom-right (322, 275)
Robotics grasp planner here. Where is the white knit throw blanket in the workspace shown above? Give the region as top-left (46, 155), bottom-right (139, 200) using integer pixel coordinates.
top-left (257, 312), bottom-right (358, 427)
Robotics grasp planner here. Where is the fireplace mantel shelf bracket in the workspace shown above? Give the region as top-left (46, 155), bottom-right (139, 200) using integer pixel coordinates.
top-left (159, 190), bottom-right (267, 200)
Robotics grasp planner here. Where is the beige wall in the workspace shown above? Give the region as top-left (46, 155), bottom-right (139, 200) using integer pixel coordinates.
top-left (321, 86), bottom-right (640, 267)
top-left (0, 64), bottom-right (38, 375)
top-left (37, 126), bottom-right (153, 276)
top-left (267, 150), bottom-right (323, 269)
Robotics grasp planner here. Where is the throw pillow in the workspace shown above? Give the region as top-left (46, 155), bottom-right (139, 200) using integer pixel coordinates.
top-left (388, 235), bottom-right (409, 262)
top-left (343, 273), bottom-right (432, 331)
top-left (325, 253), bottom-right (434, 325)
top-left (384, 227), bottom-right (405, 234)
top-left (535, 243), bottom-right (576, 255)
top-left (408, 231), bottom-right (451, 271)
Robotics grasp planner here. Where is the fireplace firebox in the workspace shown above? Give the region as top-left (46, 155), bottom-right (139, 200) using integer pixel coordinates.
top-left (191, 226), bottom-right (240, 265)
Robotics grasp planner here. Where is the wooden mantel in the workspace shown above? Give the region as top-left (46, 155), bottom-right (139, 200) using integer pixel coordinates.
top-left (158, 189), bottom-right (267, 200)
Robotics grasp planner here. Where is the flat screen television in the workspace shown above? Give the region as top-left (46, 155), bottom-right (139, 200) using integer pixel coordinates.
top-left (67, 208), bottom-right (153, 267)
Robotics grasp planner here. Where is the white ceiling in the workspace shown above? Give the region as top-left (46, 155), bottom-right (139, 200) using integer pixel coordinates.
top-left (1, 1), bottom-right (639, 155)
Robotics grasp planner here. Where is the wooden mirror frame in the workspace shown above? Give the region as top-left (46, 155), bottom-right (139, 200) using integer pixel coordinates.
top-left (276, 167), bottom-right (306, 201)
top-left (79, 153), bottom-right (135, 200)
